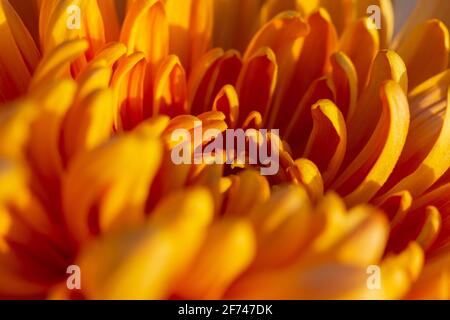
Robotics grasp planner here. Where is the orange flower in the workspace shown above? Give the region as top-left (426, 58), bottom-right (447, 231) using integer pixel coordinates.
top-left (0, 0), bottom-right (450, 299)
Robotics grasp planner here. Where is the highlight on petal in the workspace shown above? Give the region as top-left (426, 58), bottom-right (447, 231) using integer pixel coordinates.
top-left (39, 0), bottom-right (105, 57)
top-left (29, 39), bottom-right (88, 90)
top-left (0, 0), bottom-right (41, 100)
top-left (120, 0), bottom-right (168, 67)
top-left (77, 187), bottom-right (214, 300)
top-left (272, 8), bottom-right (338, 130)
top-left (237, 47), bottom-right (278, 123)
top-left (165, 0), bottom-right (213, 73)
top-left (287, 158), bottom-right (324, 203)
top-left (346, 50), bottom-right (407, 156)
top-left (380, 86), bottom-right (450, 199)
top-left (175, 217), bottom-right (255, 299)
top-left (63, 124), bottom-right (163, 243)
top-left (153, 55), bottom-right (188, 118)
top-left (330, 51), bottom-right (358, 121)
top-left (332, 81), bottom-right (410, 207)
top-left (340, 18), bottom-right (380, 93)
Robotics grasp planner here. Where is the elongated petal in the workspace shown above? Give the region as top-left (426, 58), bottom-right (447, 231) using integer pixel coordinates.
top-left (304, 99), bottom-right (347, 186)
top-left (382, 86), bottom-right (450, 198)
top-left (340, 18), bottom-right (379, 93)
top-left (287, 158), bottom-right (324, 203)
top-left (333, 81), bottom-right (410, 207)
top-left (165, 0), bottom-right (213, 73)
top-left (331, 51), bottom-right (358, 120)
top-left (63, 124), bottom-right (162, 243)
top-left (153, 55), bottom-right (188, 118)
top-left (78, 188), bottom-right (213, 300)
top-left (396, 19), bottom-right (449, 89)
top-left (346, 50), bottom-right (407, 156)
top-left (272, 9), bottom-right (337, 131)
top-left (237, 47), bottom-right (277, 123)
top-left (175, 217), bottom-right (255, 299)
top-left (0, 0), bottom-right (41, 100)
top-left (120, 0), bottom-right (168, 67)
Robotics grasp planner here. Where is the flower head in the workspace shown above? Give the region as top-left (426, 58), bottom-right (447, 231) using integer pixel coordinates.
top-left (0, 0), bottom-right (450, 299)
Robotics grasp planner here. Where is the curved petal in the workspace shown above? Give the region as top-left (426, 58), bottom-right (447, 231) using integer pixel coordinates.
top-left (175, 217), bottom-right (255, 299)
top-left (332, 81), bottom-right (410, 207)
top-left (396, 19), bottom-right (449, 89)
top-left (304, 99), bottom-right (347, 186)
top-left (78, 187), bottom-right (213, 300)
top-left (63, 124), bottom-right (162, 244)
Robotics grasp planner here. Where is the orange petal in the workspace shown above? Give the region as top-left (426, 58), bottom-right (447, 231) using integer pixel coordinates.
top-left (120, 0), bottom-right (168, 68)
top-left (78, 187), bottom-right (213, 300)
top-left (153, 55), bottom-right (188, 118)
top-left (340, 18), bottom-right (380, 93)
top-left (304, 99), bottom-right (347, 186)
top-left (333, 81), bottom-right (410, 207)
top-left (165, 0), bottom-right (213, 73)
top-left (396, 19), bottom-right (449, 89)
top-left (0, 0), bottom-right (41, 100)
top-left (237, 47), bottom-right (277, 123)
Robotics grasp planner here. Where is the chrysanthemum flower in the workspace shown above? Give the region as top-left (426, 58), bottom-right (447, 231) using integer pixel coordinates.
top-left (0, 0), bottom-right (450, 300)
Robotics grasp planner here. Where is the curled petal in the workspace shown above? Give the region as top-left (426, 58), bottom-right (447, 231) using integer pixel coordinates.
top-left (30, 39), bottom-right (88, 90)
top-left (120, 0), bottom-right (168, 67)
top-left (273, 9), bottom-right (337, 130)
top-left (331, 51), bottom-right (358, 121)
top-left (287, 158), bottom-right (324, 203)
top-left (381, 86), bottom-right (450, 199)
top-left (63, 124), bottom-right (163, 243)
top-left (0, 0), bottom-right (40, 101)
top-left (224, 170), bottom-right (270, 217)
top-left (340, 18), bottom-right (379, 93)
top-left (237, 47), bottom-right (277, 123)
top-left (346, 50), bottom-right (407, 156)
top-left (333, 81), bottom-right (410, 207)
top-left (166, 0), bottom-right (213, 73)
top-left (78, 188), bottom-right (213, 300)
top-left (304, 99), bottom-right (347, 186)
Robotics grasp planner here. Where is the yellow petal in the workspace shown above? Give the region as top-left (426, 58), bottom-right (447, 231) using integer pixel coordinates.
top-left (223, 170), bottom-right (270, 217)
top-left (272, 9), bottom-right (337, 130)
top-left (153, 55), bottom-right (188, 117)
top-left (166, 0), bottom-right (213, 73)
top-left (78, 188), bottom-right (213, 300)
top-left (30, 39), bottom-right (88, 90)
top-left (287, 158), bottom-right (324, 203)
top-left (175, 217), bottom-right (255, 299)
top-left (304, 99), bottom-right (347, 186)
top-left (381, 86), bottom-right (450, 198)
top-left (346, 50), bottom-right (407, 156)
